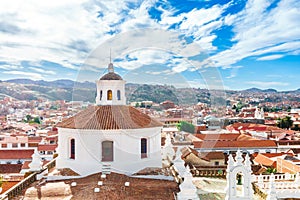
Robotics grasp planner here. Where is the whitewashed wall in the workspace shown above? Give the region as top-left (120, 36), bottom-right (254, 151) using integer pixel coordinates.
top-left (56, 127), bottom-right (162, 176)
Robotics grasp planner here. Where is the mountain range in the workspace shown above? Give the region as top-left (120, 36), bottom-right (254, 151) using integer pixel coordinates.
top-left (0, 79), bottom-right (299, 105)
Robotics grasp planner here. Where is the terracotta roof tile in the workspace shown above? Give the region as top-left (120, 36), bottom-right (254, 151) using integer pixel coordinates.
top-left (198, 152), bottom-right (225, 161)
top-left (195, 133), bottom-right (240, 141)
top-left (0, 149), bottom-right (34, 159)
top-left (194, 140), bottom-right (277, 149)
top-left (253, 154), bottom-right (276, 167)
top-left (56, 105), bottom-right (162, 130)
top-left (38, 144), bottom-right (57, 151)
top-left (0, 164), bottom-right (22, 173)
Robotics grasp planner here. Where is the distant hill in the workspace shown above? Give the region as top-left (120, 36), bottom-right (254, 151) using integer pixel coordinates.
top-left (1, 79), bottom-right (299, 105)
top-left (244, 87), bottom-right (277, 93)
top-left (262, 88), bottom-right (277, 93)
top-left (2, 79), bottom-right (208, 104)
top-left (6, 79), bottom-right (95, 89)
top-left (244, 87), bottom-right (262, 92)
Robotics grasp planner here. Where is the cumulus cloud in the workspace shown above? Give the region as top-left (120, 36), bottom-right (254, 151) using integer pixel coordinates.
top-left (257, 54), bottom-right (284, 61)
top-left (211, 0), bottom-right (300, 67)
top-left (3, 70), bottom-right (43, 80)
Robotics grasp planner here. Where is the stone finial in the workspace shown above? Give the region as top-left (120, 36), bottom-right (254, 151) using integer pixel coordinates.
top-left (162, 134), bottom-right (175, 166)
top-left (267, 173), bottom-right (277, 200)
top-left (28, 148), bottom-right (42, 172)
top-left (236, 149), bottom-right (243, 165)
top-left (227, 154), bottom-right (234, 169)
top-left (244, 153), bottom-right (251, 170)
top-left (177, 165), bottom-right (198, 200)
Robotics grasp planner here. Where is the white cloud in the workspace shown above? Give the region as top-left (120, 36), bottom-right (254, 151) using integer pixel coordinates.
top-left (28, 67), bottom-right (56, 75)
top-left (257, 54), bottom-right (284, 61)
top-left (0, 0), bottom-right (140, 73)
top-left (1, 0), bottom-right (299, 82)
top-left (0, 64), bottom-right (22, 70)
top-left (210, 0), bottom-right (300, 67)
top-left (2, 70), bottom-right (43, 80)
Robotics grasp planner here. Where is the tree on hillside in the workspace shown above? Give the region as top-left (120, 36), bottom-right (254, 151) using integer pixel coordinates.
top-left (177, 121), bottom-right (195, 134)
top-left (277, 116), bottom-right (293, 129)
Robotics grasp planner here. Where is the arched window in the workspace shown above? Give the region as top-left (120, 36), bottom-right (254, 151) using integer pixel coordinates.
top-left (70, 138), bottom-right (75, 159)
top-left (102, 141), bottom-right (113, 161)
top-left (141, 138), bottom-right (147, 158)
top-left (107, 90), bottom-right (112, 100)
top-left (117, 90), bottom-right (121, 100)
top-left (100, 90), bottom-right (103, 100)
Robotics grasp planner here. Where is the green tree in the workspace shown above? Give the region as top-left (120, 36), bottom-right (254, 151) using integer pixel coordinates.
top-left (265, 167), bottom-right (277, 174)
top-left (0, 175), bottom-right (3, 187)
top-left (25, 115), bottom-right (32, 123)
top-left (177, 121), bottom-right (195, 134)
top-left (277, 116), bottom-right (293, 129)
top-left (33, 117), bottom-right (41, 124)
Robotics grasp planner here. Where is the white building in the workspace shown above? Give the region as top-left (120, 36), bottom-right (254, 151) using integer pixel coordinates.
top-left (56, 62), bottom-right (163, 176)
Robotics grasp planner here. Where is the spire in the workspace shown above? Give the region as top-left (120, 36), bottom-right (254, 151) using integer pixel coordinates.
top-left (109, 48), bottom-right (111, 63)
top-left (108, 49), bottom-right (114, 73)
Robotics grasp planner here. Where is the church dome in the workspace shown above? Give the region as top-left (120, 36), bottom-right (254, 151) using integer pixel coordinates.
top-left (56, 105), bottom-right (162, 130)
top-left (100, 72), bottom-right (123, 80)
top-left (99, 62), bottom-right (123, 80)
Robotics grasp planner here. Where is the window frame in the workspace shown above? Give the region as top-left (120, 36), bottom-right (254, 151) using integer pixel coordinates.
top-left (141, 138), bottom-right (148, 159)
top-left (70, 138), bottom-right (75, 159)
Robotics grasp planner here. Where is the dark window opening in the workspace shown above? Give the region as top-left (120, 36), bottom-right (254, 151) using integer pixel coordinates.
top-left (117, 90), bottom-right (121, 100)
top-left (70, 139), bottom-right (75, 159)
top-left (141, 138), bottom-right (147, 158)
top-left (102, 141), bottom-right (113, 162)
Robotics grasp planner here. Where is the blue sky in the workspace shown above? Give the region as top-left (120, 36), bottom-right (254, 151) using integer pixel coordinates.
top-left (0, 0), bottom-right (299, 91)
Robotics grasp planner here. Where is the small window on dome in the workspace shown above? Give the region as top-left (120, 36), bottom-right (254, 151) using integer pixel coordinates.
top-left (117, 90), bottom-right (121, 100)
top-left (100, 90), bottom-right (103, 100)
top-left (107, 90), bottom-right (112, 100)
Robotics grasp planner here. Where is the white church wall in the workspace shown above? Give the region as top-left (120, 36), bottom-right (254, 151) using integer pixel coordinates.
top-left (56, 127), bottom-right (162, 176)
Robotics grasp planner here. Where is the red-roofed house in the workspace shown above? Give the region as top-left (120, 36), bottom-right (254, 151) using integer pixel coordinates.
top-left (0, 149), bottom-right (34, 164)
top-left (193, 133), bottom-right (277, 153)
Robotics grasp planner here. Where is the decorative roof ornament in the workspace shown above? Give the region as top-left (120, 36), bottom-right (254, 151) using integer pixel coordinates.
top-left (177, 165), bottom-right (198, 200)
top-left (28, 148), bottom-right (42, 172)
top-left (108, 48), bottom-right (114, 73)
top-left (108, 63), bottom-right (114, 73)
top-left (236, 149), bottom-right (243, 165)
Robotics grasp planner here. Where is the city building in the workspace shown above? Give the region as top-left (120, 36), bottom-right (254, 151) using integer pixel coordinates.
top-left (56, 62), bottom-right (163, 176)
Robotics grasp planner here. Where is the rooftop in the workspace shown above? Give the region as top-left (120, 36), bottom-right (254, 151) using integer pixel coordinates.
top-left (100, 72), bottom-right (123, 80)
top-left (57, 105), bottom-right (162, 130)
top-left (21, 172), bottom-right (179, 199)
top-left (0, 149), bottom-right (34, 159)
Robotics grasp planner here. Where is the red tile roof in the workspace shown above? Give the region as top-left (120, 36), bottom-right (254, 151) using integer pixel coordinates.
top-left (0, 149), bottom-right (34, 159)
top-left (198, 152), bottom-right (225, 161)
top-left (195, 133), bottom-right (240, 141)
top-left (253, 153), bottom-right (276, 167)
top-left (57, 105), bottom-right (162, 130)
top-left (38, 144), bottom-right (57, 151)
top-left (0, 164), bottom-right (22, 173)
top-left (194, 140), bottom-right (277, 149)
top-left (28, 136), bottom-right (43, 143)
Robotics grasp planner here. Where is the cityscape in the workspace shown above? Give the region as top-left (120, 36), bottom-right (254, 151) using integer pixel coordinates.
top-left (1, 0), bottom-right (300, 200)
